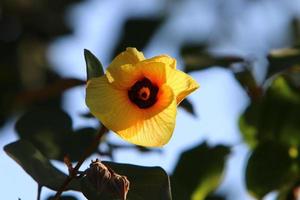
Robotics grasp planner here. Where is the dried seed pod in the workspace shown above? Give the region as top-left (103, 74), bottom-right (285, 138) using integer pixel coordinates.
top-left (84, 159), bottom-right (130, 200)
top-left (85, 159), bottom-right (112, 193)
top-left (110, 173), bottom-right (130, 200)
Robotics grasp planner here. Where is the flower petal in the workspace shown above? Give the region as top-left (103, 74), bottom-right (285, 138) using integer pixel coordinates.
top-left (116, 84), bottom-right (177, 147)
top-left (86, 76), bottom-right (143, 131)
top-left (107, 61), bottom-right (167, 89)
top-left (106, 64), bottom-right (141, 89)
top-left (166, 68), bottom-right (199, 104)
top-left (137, 61), bottom-right (167, 86)
top-left (106, 48), bottom-right (144, 83)
top-left (144, 55), bottom-right (176, 69)
top-left (107, 47), bottom-right (145, 71)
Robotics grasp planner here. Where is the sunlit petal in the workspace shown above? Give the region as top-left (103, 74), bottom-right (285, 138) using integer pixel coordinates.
top-left (107, 61), bottom-right (167, 89)
top-left (85, 47), bottom-right (199, 147)
top-left (137, 61), bottom-right (167, 86)
top-left (86, 76), bottom-right (142, 131)
top-left (166, 68), bottom-right (199, 104)
top-left (144, 55), bottom-right (176, 69)
top-left (106, 47), bottom-right (144, 76)
top-left (117, 85), bottom-right (177, 147)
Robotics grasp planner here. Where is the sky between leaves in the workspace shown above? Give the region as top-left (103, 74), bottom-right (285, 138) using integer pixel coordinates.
top-left (1, 0), bottom-right (300, 199)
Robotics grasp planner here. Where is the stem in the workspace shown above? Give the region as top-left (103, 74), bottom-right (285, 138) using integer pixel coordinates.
top-left (53, 125), bottom-right (107, 200)
top-left (37, 184), bottom-right (42, 200)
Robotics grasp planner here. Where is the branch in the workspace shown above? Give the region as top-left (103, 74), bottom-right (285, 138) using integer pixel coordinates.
top-left (37, 184), bottom-right (42, 200)
top-left (53, 125), bottom-right (107, 200)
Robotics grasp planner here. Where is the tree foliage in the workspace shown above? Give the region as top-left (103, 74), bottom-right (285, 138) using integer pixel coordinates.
top-left (2, 0), bottom-right (300, 200)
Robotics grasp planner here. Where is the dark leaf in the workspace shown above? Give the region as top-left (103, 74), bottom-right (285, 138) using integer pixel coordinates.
top-left (84, 49), bottom-right (104, 80)
top-left (113, 18), bottom-right (163, 56)
top-left (291, 18), bottom-right (300, 47)
top-left (61, 127), bottom-right (98, 161)
top-left (80, 112), bottom-right (95, 119)
top-left (15, 107), bottom-right (99, 161)
top-left (205, 194), bottom-right (226, 200)
top-left (81, 161), bottom-right (172, 200)
top-left (172, 142), bottom-right (230, 200)
top-left (266, 48), bottom-right (300, 79)
top-left (181, 45), bottom-right (244, 73)
top-left (15, 107), bottom-right (73, 159)
top-left (234, 68), bottom-right (262, 100)
top-left (3, 140), bottom-right (81, 191)
top-left (277, 180), bottom-right (300, 200)
top-left (46, 195), bottom-right (79, 200)
top-left (246, 141), bottom-right (294, 199)
top-left (179, 99), bottom-right (196, 116)
top-left (239, 76), bottom-right (300, 148)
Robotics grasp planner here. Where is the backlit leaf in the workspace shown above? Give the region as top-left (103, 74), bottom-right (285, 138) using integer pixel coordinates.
top-left (172, 142), bottom-right (230, 200)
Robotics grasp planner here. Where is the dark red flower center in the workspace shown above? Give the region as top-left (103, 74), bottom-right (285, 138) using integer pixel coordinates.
top-left (128, 78), bottom-right (158, 109)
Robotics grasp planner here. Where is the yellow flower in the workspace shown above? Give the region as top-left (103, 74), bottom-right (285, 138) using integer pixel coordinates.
top-left (86, 48), bottom-right (199, 147)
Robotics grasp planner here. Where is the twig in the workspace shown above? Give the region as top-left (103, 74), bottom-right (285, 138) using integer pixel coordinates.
top-left (37, 184), bottom-right (42, 200)
top-left (53, 125), bottom-right (107, 200)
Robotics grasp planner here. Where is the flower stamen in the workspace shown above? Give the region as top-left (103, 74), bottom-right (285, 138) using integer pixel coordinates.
top-left (128, 78), bottom-right (158, 109)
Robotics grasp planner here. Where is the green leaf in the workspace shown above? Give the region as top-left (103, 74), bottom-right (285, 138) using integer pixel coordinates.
top-left (61, 127), bottom-right (98, 161)
top-left (239, 76), bottom-right (300, 148)
top-left (84, 49), bottom-right (104, 80)
top-left (266, 47), bottom-right (300, 79)
top-left (239, 109), bottom-right (259, 149)
top-left (276, 179), bottom-right (300, 200)
top-left (204, 195), bottom-right (226, 200)
top-left (246, 141), bottom-right (294, 199)
top-left (15, 107), bottom-right (99, 161)
top-left (3, 140), bottom-right (81, 191)
top-left (81, 161), bottom-right (172, 200)
top-left (180, 45), bottom-right (244, 73)
top-left (172, 142), bottom-right (230, 200)
top-left (15, 107), bottom-right (73, 159)
top-left (112, 18), bottom-right (163, 57)
top-left (179, 99), bottom-right (196, 116)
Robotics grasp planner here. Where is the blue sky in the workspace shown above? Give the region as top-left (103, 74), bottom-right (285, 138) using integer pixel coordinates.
top-left (1, 0), bottom-right (300, 199)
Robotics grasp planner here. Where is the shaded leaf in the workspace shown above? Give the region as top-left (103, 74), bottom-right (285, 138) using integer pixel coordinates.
top-left (205, 194), bottom-right (226, 200)
top-left (15, 107), bottom-right (99, 161)
top-left (81, 161), bottom-right (172, 200)
top-left (61, 127), bottom-right (98, 161)
top-left (46, 195), bottom-right (79, 200)
top-left (181, 45), bottom-right (244, 73)
top-left (239, 76), bottom-right (300, 148)
top-left (179, 98), bottom-right (196, 116)
top-left (277, 180), bottom-right (300, 200)
top-left (291, 18), bottom-right (300, 48)
top-left (80, 112), bottom-right (95, 119)
top-left (234, 68), bottom-right (262, 100)
top-left (84, 49), bottom-right (104, 80)
top-left (3, 140), bottom-right (81, 191)
top-left (246, 141), bottom-right (294, 199)
top-left (113, 18), bottom-right (163, 56)
top-left (172, 142), bottom-right (230, 200)
top-left (15, 107), bottom-right (73, 159)
top-left (266, 48), bottom-right (300, 79)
